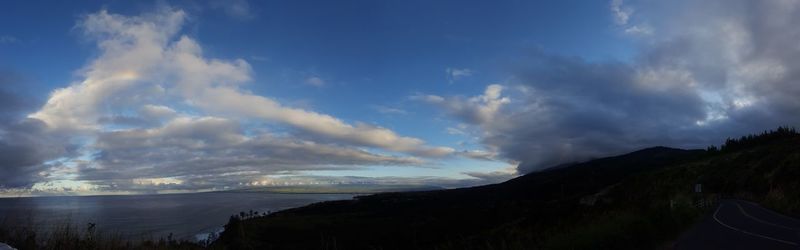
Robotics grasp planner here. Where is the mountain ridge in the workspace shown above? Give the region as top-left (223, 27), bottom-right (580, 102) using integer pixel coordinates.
top-left (215, 127), bottom-right (800, 249)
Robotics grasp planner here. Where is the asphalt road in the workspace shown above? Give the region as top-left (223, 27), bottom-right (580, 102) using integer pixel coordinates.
top-left (0, 243), bottom-right (15, 250)
top-left (675, 200), bottom-right (800, 249)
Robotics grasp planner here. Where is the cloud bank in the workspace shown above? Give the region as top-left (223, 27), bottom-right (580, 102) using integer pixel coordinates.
top-left (424, 0), bottom-right (800, 173)
top-left (7, 0), bottom-right (800, 194)
top-left (6, 7), bottom-right (451, 192)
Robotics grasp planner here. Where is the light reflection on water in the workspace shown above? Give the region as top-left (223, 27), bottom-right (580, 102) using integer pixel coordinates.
top-left (0, 192), bottom-right (353, 240)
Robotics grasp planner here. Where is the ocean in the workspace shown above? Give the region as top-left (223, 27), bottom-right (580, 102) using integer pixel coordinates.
top-left (0, 192), bottom-right (353, 241)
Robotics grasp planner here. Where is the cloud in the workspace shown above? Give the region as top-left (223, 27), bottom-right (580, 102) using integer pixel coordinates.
top-left (14, 6), bottom-right (453, 193)
top-left (0, 119), bottom-right (70, 188)
top-left (372, 105), bottom-right (409, 115)
top-left (610, 0), bottom-right (633, 25)
top-left (423, 0), bottom-right (800, 173)
top-left (0, 35), bottom-right (19, 44)
top-left (29, 7), bottom-right (450, 157)
top-left (445, 126), bottom-right (466, 135)
top-left (414, 84), bottom-right (509, 124)
top-left (209, 0), bottom-right (255, 20)
top-left (305, 76), bottom-right (325, 87)
top-left (29, 8), bottom-right (188, 132)
top-left (0, 81), bottom-right (74, 188)
top-left (139, 104), bottom-right (177, 120)
top-left (446, 67), bottom-right (473, 83)
top-left (79, 116), bottom-right (423, 188)
top-left (427, 53), bottom-right (709, 173)
top-left (78, 173), bottom-right (512, 193)
top-left (458, 150), bottom-right (498, 161)
top-left (249, 55), bottom-right (269, 62)
top-left (610, 0), bottom-right (653, 36)
top-left (0, 74), bottom-right (35, 121)
top-left (624, 25), bottom-right (653, 35)
top-left (191, 87), bottom-right (454, 157)
top-left (462, 170), bottom-right (517, 185)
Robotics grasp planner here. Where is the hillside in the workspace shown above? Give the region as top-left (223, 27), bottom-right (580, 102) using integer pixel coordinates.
top-left (231, 184), bottom-right (444, 194)
top-left (215, 127), bottom-right (800, 250)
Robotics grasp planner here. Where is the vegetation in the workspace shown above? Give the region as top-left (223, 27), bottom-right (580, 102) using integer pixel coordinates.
top-left (0, 220), bottom-right (205, 250)
top-left (213, 127), bottom-right (800, 249)
top-left (709, 126), bottom-right (797, 152)
top-left (2, 127), bottom-right (799, 249)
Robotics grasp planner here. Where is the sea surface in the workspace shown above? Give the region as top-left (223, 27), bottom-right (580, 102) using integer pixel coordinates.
top-left (0, 192), bottom-right (353, 241)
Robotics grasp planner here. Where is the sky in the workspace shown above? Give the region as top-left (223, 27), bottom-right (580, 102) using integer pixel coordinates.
top-left (1, 0), bottom-right (799, 196)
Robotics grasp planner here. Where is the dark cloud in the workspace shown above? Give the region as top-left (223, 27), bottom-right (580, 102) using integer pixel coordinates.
top-left (0, 74), bottom-right (74, 187)
top-left (426, 0), bottom-right (800, 173)
top-left (502, 53), bottom-right (709, 172)
top-left (0, 73), bottom-right (36, 122)
top-left (0, 119), bottom-right (53, 187)
top-left (424, 52), bottom-right (716, 172)
top-left (74, 116), bottom-right (423, 190)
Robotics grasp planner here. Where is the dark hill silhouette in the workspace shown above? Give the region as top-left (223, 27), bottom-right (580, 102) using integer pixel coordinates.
top-left (215, 127), bottom-right (800, 250)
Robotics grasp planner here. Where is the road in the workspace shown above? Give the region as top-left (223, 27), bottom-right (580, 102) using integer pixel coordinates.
top-left (0, 242), bottom-right (16, 250)
top-left (675, 200), bottom-right (800, 249)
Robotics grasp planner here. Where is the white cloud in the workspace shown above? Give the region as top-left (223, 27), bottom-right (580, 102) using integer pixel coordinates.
top-left (139, 104), bottom-right (177, 120)
top-left (610, 0), bottom-right (632, 25)
top-left (422, 0), bottom-right (800, 174)
top-left (416, 84), bottom-right (510, 124)
top-left (209, 0), bottom-right (255, 20)
top-left (18, 6), bottom-right (456, 193)
top-left (373, 105), bottom-right (408, 115)
top-left (624, 25), bottom-right (653, 35)
top-left (30, 8), bottom-right (188, 132)
top-left (29, 7), bottom-right (451, 158)
top-left (446, 127), bottom-right (465, 135)
top-left (190, 87), bottom-right (453, 156)
top-left (610, 0), bottom-right (654, 36)
top-left (446, 67), bottom-right (473, 83)
top-left (305, 76), bottom-right (325, 87)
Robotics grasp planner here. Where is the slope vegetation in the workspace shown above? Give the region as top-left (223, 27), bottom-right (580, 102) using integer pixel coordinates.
top-left (215, 127), bottom-right (800, 250)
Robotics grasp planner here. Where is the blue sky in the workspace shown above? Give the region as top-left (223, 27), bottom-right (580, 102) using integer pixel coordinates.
top-left (1, 0), bottom-right (631, 104)
top-left (2, 0), bottom-right (798, 196)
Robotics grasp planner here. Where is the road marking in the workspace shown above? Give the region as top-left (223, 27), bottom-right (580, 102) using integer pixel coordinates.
top-left (713, 204), bottom-right (798, 246)
top-left (739, 200), bottom-right (800, 224)
top-left (735, 202), bottom-right (798, 231)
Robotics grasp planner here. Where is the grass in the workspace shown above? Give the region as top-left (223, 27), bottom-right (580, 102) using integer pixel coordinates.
top-left (0, 218), bottom-right (205, 250)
